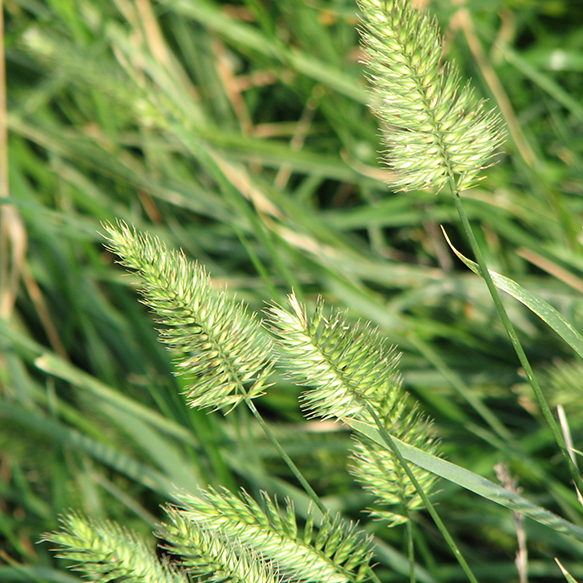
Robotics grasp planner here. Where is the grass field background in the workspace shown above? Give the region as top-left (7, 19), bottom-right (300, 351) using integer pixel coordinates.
top-left (2, 0), bottom-right (583, 580)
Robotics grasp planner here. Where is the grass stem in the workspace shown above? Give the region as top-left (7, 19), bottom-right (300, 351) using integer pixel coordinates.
top-left (450, 184), bottom-right (583, 498)
top-left (366, 403), bottom-right (479, 583)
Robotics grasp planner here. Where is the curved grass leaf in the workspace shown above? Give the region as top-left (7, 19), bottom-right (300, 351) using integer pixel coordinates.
top-left (34, 352), bottom-right (198, 446)
top-left (442, 228), bottom-right (583, 359)
top-left (0, 401), bottom-right (175, 496)
top-left (349, 418), bottom-right (583, 543)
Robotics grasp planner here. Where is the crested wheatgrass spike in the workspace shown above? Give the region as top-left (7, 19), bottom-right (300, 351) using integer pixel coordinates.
top-left (102, 221), bottom-right (274, 412)
top-left (160, 514), bottom-right (280, 583)
top-left (359, 0), bottom-right (505, 191)
top-left (266, 293), bottom-right (402, 422)
top-left (267, 293), bottom-right (441, 526)
top-left (165, 487), bottom-right (374, 583)
top-left (350, 404), bottom-right (440, 526)
top-left (42, 512), bottom-right (187, 583)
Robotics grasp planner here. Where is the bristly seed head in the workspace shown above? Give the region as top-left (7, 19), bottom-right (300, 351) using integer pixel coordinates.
top-left (358, 0), bottom-right (505, 192)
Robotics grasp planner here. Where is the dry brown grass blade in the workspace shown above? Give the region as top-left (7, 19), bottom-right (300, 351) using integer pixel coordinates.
top-left (495, 462), bottom-right (529, 583)
top-left (517, 247), bottom-right (583, 295)
top-left (22, 263), bottom-right (69, 360)
top-left (208, 149), bottom-right (283, 219)
top-left (450, 0), bottom-right (537, 168)
top-left (0, 0), bottom-right (26, 320)
top-left (0, 208), bottom-right (27, 319)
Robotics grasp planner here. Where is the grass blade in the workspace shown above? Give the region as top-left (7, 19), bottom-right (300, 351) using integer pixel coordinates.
top-left (442, 228), bottom-right (583, 359)
top-left (349, 418), bottom-right (583, 543)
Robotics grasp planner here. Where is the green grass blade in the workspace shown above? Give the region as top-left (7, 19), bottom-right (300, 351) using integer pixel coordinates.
top-left (0, 401), bottom-right (175, 496)
top-left (349, 419), bottom-right (583, 543)
top-left (161, 0), bottom-right (367, 102)
top-left (97, 403), bottom-right (202, 493)
top-left (34, 353), bottom-right (199, 446)
top-left (0, 566), bottom-right (82, 583)
top-left (556, 558), bottom-right (580, 583)
top-left (442, 228), bottom-right (583, 359)
top-left (501, 44), bottom-right (583, 124)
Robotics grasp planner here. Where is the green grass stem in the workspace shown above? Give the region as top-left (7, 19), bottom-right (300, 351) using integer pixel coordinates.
top-left (365, 404), bottom-right (479, 583)
top-left (451, 184), bottom-right (583, 499)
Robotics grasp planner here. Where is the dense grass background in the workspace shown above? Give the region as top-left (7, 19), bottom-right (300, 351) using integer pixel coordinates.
top-left (2, 0), bottom-right (583, 580)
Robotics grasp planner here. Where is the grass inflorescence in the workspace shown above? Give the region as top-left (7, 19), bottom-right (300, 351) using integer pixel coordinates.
top-left (2, 0), bottom-right (583, 582)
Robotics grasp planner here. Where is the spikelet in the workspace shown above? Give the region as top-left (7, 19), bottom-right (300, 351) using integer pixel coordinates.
top-left (163, 487), bottom-right (374, 583)
top-left (42, 512), bottom-right (187, 583)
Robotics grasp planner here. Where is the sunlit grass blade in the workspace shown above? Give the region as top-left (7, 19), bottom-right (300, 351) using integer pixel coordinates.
top-left (349, 418), bottom-right (583, 543)
top-left (556, 558), bottom-right (580, 583)
top-left (442, 228), bottom-right (583, 359)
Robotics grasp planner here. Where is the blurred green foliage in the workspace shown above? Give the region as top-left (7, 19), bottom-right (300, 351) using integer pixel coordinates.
top-left (2, 0), bottom-right (583, 581)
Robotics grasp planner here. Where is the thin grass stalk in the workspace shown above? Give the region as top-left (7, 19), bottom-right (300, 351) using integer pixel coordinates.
top-left (247, 401), bottom-right (383, 583)
top-left (406, 518), bottom-right (415, 583)
top-left (0, 0), bottom-right (13, 320)
top-left (245, 399), bottom-right (327, 518)
top-left (365, 402), bottom-right (479, 583)
top-left (231, 226), bottom-right (282, 303)
top-left (449, 182), bottom-right (583, 499)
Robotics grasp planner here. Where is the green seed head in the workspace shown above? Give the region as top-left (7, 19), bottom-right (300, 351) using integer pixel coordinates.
top-left (358, 0), bottom-right (505, 192)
